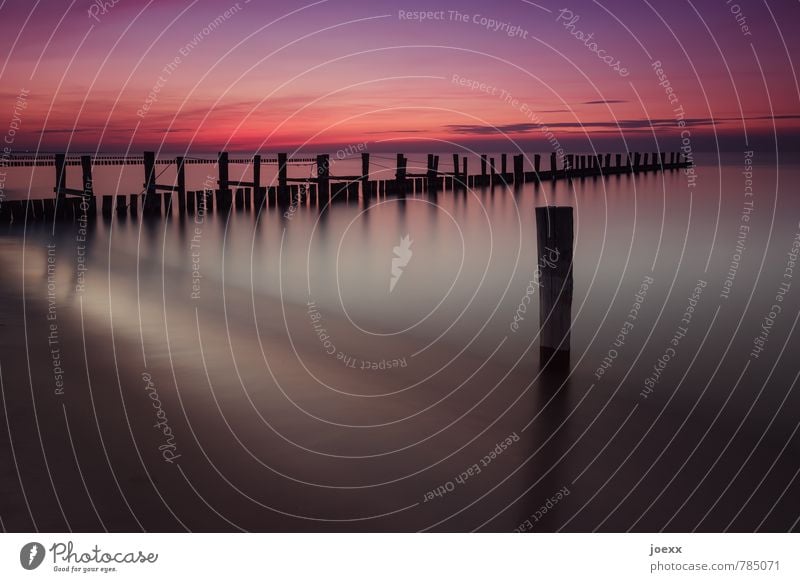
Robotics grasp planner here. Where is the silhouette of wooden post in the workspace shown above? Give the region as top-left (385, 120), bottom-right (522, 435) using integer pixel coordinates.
top-left (513, 154), bottom-right (524, 184)
top-left (54, 154), bottom-right (67, 213)
top-left (277, 152), bottom-right (289, 205)
top-left (176, 156), bottom-right (186, 200)
top-left (462, 156), bottom-right (468, 187)
top-left (501, 153), bottom-right (508, 181)
top-left (217, 151), bottom-right (229, 207)
top-left (80, 155), bottom-right (93, 197)
top-left (550, 152), bottom-right (557, 177)
top-left (452, 154), bottom-right (461, 188)
top-left (396, 153), bottom-right (407, 195)
top-left (79, 155), bottom-right (95, 215)
top-left (102, 195), bottom-right (113, 218)
top-left (253, 154), bottom-right (261, 194)
top-left (533, 154), bottom-right (541, 177)
top-left (143, 151), bottom-right (156, 214)
top-left (317, 154), bottom-right (330, 202)
top-left (535, 206), bottom-right (573, 368)
top-left (480, 154), bottom-right (487, 185)
top-left (361, 153), bottom-right (371, 198)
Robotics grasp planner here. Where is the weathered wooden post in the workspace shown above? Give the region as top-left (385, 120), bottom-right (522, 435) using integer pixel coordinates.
top-left (633, 152), bottom-right (641, 171)
top-left (533, 154), bottom-right (541, 177)
top-left (513, 154), bottom-right (524, 185)
top-left (462, 156), bottom-right (468, 188)
top-left (361, 152), bottom-right (371, 199)
top-left (102, 195), bottom-right (113, 218)
top-left (252, 154), bottom-right (261, 195)
top-left (535, 206), bottom-right (574, 368)
top-left (278, 152), bottom-right (289, 206)
top-left (80, 155), bottom-right (95, 215)
top-left (176, 156), bottom-right (186, 200)
top-left (143, 151), bottom-right (157, 214)
top-left (317, 154), bottom-right (330, 203)
top-left (501, 153), bottom-right (507, 180)
top-left (395, 153), bottom-right (407, 196)
top-left (80, 155), bottom-right (93, 197)
top-left (54, 153), bottom-right (66, 208)
top-left (550, 152), bottom-right (557, 177)
top-left (217, 151), bottom-right (229, 201)
top-left (480, 154), bottom-right (487, 186)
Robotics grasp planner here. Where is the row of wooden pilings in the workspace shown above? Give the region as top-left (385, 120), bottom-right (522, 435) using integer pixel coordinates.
top-left (0, 150), bottom-right (690, 223)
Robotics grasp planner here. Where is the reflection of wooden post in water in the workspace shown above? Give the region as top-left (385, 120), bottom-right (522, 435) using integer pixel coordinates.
top-left (535, 206), bottom-right (573, 368)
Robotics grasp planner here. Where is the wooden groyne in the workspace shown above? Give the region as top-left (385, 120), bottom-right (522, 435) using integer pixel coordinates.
top-left (0, 150), bottom-right (691, 223)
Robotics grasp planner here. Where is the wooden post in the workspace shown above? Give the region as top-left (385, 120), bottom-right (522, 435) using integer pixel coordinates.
top-left (616, 153), bottom-right (622, 168)
top-left (452, 154), bottom-right (461, 188)
top-left (395, 153), bottom-right (407, 196)
top-left (633, 152), bottom-right (641, 170)
top-left (535, 206), bottom-right (574, 367)
top-left (480, 154), bottom-right (487, 185)
top-left (534, 154), bottom-right (541, 176)
top-left (462, 157), bottom-right (468, 188)
top-left (176, 156), bottom-right (186, 199)
top-left (361, 152), bottom-right (370, 198)
top-left (501, 153), bottom-right (507, 177)
top-left (253, 154), bottom-right (261, 195)
top-left (81, 155), bottom-right (93, 197)
top-left (550, 152), bottom-right (557, 176)
top-left (513, 154), bottom-right (524, 184)
top-left (218, 151), bottom-right (229, 193)
top-left (143, 151), bottom-right (156, 196)
top-left (54, 153), bottom-right (66, 203)
top-left (317, 154), bottom-right (330, 202)
top-left (278, 152), bottom-right (288, 205)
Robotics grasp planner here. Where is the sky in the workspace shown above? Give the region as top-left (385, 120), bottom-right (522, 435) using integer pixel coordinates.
top-left (1, 0), bottom-right (799, 153)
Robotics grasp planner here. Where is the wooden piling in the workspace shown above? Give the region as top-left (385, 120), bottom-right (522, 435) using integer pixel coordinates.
top-left (218, 151), bottom-right (229, 193)
top-left (278, 152), bottom-right (289, 205)
top-left (176, 156), bottom-right (186, 199)
top-left (362, 153), bottom-right (371, 198)
top-left (317, 154), bottom-right (330, 202)
top-left (512, 154), bottom-right (523, 185)
top-left (252, 154), bottom-right (261, 195)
